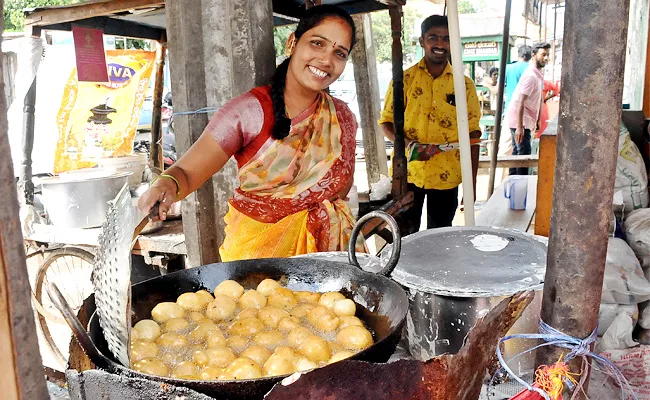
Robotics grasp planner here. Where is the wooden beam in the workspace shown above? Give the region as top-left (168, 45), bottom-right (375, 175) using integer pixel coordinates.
top-left (37, 16), bottom-right (163, 40)
top-left (0, 8), bottom-right (48, 396)
top-left (478, 154), bottom-right (539, 169)
top-left (25, 0), bottom-right (164, 27)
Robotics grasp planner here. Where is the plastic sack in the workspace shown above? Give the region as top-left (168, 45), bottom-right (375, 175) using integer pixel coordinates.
top-left (615, 122), bottom-right (648, 212)
top-left (369, 174), bottom-right (391, 201)
top-left (602, 238), bottom-right (650, 304)
top-left (347, 185), bottom-right (359, 219)
top-left (624, 208), bottom-right (650, 269)
top-left (599, 303), bottom-right (638, 335)
top-left (640, 302), bottom-right (650, 330)
top-left (597, 313), bottom-right (638, 352)
top-left (600, 345), bottom-right (650, 400)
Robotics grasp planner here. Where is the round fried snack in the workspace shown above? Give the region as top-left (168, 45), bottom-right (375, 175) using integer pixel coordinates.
top-left (258, 306), bottom-right (289, 328)
top-left (188, 311), bottom-right (208, 323)
top-left (151, 302), bottom-right (185, 323)
top-left (176, 292), bottom-right (204, 311)
top-left (199, 366), bottom-right (223, 380)
top-left (256, 279), bottom-right (281, 296)
top-left (318, 292), bottom-right (346, 309)
top-left (338, 316), bottom-right (364, 330)
top-left (240, 345), bottom-right (272, 366)
top-left (132, 358), bottom-right (168, 376)
top-left (298, 336), bottom-right (331, 363)
top-left (277, 316), bottom-right (302, 332)
top-left (205, 295), bottom-right (237, 321)
top-left (195, 290), bottom-right (214, 304)
top-left (287, 326), bottom-right (313, 348)
top-left (332, 299), bottom-right (356, 317)
top-left (156, 332), bottom-right (188, 347)
top-left (253, 330), bottom-right (284, 349)
top-left (171, 361), bottom-right (199, 379)
top-left (225, 357), bottom-right (263, 380)
top-left (206, 329), bottom-right (227, 348)
top-left (133, 319), bottom-right (161, 341)
top-left (188, 321), bottom-right (220, 343)
top-left (267, 287), bottom-right (298, 311)
top-left (130, 340), bottom-right (159, 362)
top-left (235, 308), bottom-right (259, 320)
top-left (336, 325), bottom-right (373, 351)
top-left (205, 346), bottom-right (236, 368)
top-left (238, 289), bottom-right (268, 310)
top-left (228, 318), bottom-right (265, 337)
top-left (306, 306), bottom-right (339, 332)
top-left (162, 318), bottom-right (189, 333)
top-left (294, 291), bottom-right (321, 304)
top-left (193, 350), bottom-right (210, 367)
top-left (226, 335), bottom-right (249, 354)
top-left (214, 280), bottom-right (245, 301)
top-left (262, 354), bottom-right (295, 377)
top-left (290, 304), bottom-right (316, 319)
top-left (294, 357), bottom-right (318, 371)
top-left (328, 351), bottom-right (355, 364)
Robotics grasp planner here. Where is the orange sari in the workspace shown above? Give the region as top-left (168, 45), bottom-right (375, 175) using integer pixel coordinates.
top-left (218, 86), bottom-right (360, 261)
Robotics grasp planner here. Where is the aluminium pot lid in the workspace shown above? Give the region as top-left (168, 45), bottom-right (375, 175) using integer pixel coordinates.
top-left (387, 226), bottom-right (547, 297)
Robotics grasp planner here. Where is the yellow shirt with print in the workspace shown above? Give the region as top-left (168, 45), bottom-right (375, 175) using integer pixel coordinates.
top-left (378, 59), bottom-right (481, 190)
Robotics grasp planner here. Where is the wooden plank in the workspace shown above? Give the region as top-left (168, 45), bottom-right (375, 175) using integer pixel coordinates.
top-left (535, 132), bottom-right (557, 236)
top-left (133, 219), bottom-right (187, 255)
top-left (476, 175), bottom-right (538, 231)
top-left (25, 0), bottom-right (164, 27)
top-left (0, 228), bottom-right (19, 400)
top-left (39, 16), bottom-right (164, 40)
top-left (478, 154), bottom-right (539, 169)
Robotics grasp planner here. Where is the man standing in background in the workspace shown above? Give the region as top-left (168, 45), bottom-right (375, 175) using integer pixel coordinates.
top-left (504, 45), bottom-right (532, 113)
top-left (378, 15), bottom-right (482, 234)
top-left (505, 42), bottom-right (551, 175)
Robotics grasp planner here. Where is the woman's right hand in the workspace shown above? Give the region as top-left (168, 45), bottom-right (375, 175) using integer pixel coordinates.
top-left (137, 177), bottom-right (178, 221)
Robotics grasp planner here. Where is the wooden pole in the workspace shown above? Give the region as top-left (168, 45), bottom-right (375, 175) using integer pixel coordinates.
top-left (389, 7), bottom-right (407, 198)
top-left (352, 13), bottom-right (388, 185)
top-left (150, 37), bottom-right (167, 174)
top-left (551, 4), bottom-right (557, 82)
top-left (0, 6), bottom-right (49, 396)
top-left (536, 0), bottom-right (630, 396)
top-left (19, 77), bottom-right (36, 205)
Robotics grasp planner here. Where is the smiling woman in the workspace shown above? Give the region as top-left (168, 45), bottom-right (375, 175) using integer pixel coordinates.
top-left (138, 5), bottom-right (364, 261)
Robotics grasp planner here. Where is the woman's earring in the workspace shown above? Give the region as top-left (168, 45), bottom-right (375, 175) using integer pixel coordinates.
top-left (285, 33), bottom-right (297, 57)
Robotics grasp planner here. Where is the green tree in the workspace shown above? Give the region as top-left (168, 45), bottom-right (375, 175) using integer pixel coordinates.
top-left (371, 8), bottom-right (422, 64)
top-left (457, 0), bottom-right (487, 14)
top-left (4, 0), bottom-right (81, 32)
top-left (274, 25), bottom-right (296, 58)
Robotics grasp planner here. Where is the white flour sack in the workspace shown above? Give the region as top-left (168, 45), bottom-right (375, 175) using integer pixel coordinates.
top-left (615, 122), bottom-right (648, 212)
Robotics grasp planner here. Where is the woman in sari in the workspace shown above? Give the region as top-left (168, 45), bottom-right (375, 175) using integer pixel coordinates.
top-left (137, 5), bottom-right (361, 261)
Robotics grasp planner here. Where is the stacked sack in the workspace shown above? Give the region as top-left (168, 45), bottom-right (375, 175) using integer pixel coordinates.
top-left (597, 122), bottom-right (650, 352)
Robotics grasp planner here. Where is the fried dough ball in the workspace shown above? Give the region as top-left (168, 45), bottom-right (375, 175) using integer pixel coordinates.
top-left (206, 346), bottom-right (236, 368)
top-left (258, 306), bottom-right (289, 328)
top-left (193, 350), bottom-right (210, 367)
top-left (226, 335), bottom-right (249, 354)
top-left (262, 354), bottom-right (295, 377)
top-left (130, 340), bottom-right (159, 362)
top-left (277, 316), bottom-right (302, 332)
top-left (307, 306), bottom-right (339, 332)
top-left (272, 346), bottom-right (296, 363)
top-left (130, 328), bottom-right (141, 342)
top-left (206, 329), bottom-right (227, 348)
top-left (238, 290), bottom-right (268, 310)
top-left (338, 316), bottom-right (364, 330)
top-left (235, 308), bottom-right (259, 320)
top-left (328, 341), bottom-right (344, 354)
top-left (225, 357), bottom-right (263, 380)
top-left (298, 336), bottom-right (331, 363)
top-left (205, 295), bottom-right (237, 321)
top-left (171, 362), bottom-right (199, 379)
top-left (290, 304), bottom-right (316, 319)
top-left (133, 319), bottom-right (161, 341)
top-left (337, 325), bottom-right (373, 350)
top-left (240, 345), bottom-right (272, 366)
top-left (163, 318), bottom-right (189, 333)
top-left (188, 321), bottom-right (220, 343)
top-left (151, 302), bottom-right (185, 323)
top-left (228, 318), bottom-right (265, 337)
top-left (318, 292), bottom-right (346, 309)
top-left (159, 351), bottom-right (182, 367)
top-left (188, 311), bottom-right (208, 323)
top-left (267, 287), bottom-right (298, 311)
top-left (294, 291), bottom-right (321, 304)
top-left (253, 330), bottom-right (284, 349)
top-left (329, 351), bottom-right (355, 364)
top-left (199, 366), bottom-right (223, 380)
top-left (256, 279), bottom-right (281, 296)
top-left (156, 332), bottom-right (188, 347)
top-left (133, 358), bottom-right (168, 376)
top-left (294, 357), bottom-right (318, 372)
top-left (176, 292), bottom-right (204, 312)
top-left (287, 326), bottom-right (313, 348)
top-left (214, 280), bottom-right (245, 301)
top-left (332, 299), bottom-right (356, 317)
top-left (195, 290), bottom-right (214, 304)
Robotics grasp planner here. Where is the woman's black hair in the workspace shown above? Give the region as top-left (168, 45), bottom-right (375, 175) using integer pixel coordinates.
top-left (270, 5), bottom-right (356, 140)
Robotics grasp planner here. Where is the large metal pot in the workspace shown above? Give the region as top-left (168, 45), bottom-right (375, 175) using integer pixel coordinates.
top-left (39, 169), bottom-right (131, 228)
top-left (55, 212), bottom-right (408, 400)
top-left (382, 226), bottom-right (547, 375)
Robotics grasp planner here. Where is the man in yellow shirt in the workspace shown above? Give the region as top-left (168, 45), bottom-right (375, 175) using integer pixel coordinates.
top-left (379, 15), bottom-right (481, 234)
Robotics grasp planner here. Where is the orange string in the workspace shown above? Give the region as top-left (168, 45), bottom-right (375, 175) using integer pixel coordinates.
top-left (533, 356), bottom-right (579, 400)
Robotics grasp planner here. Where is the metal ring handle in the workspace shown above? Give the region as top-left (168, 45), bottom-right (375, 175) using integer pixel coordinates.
top-left (45, 282), bottom-right (114, 369)
top-left (348, 210), bottom-right (401, 276)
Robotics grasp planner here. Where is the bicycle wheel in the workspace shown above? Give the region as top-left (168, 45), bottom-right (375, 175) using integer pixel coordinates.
top-left (34, 247), bottom-right (95, 367)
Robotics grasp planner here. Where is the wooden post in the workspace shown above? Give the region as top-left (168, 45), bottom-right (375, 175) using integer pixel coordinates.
top-left (551, 4), bottom-right (557, 82)
top-left (536, 0), bottom-right (630, 396)
top-left (352, 14), bottom-right (387, 185)
top-left (150, 37), bottom-right (167, 174)
top-left (0, 7), bottom-right (49, 396)
top-left (389, 7), bottom-right (408, 199)
top-left (19, 77), bottom-right (36, 205)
